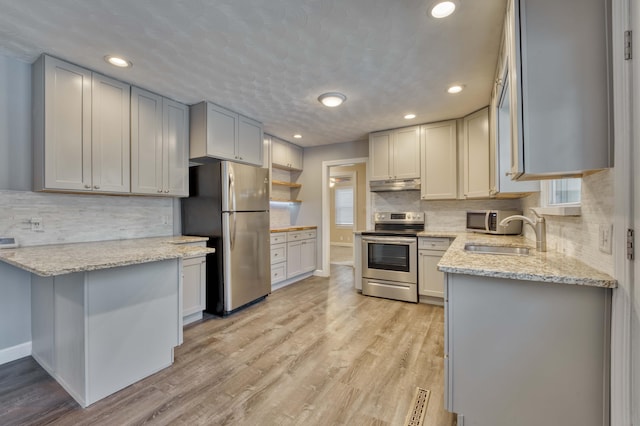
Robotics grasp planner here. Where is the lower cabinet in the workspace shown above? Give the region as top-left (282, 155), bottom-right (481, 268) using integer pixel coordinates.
top-left (175, 240), bottom-right (207, 326)
top-left (418, 237), bottom-right (451, 302)
top-left (182, 256), bottom-right (206, 325)
top-left (270, 228), bottom-right (317, 289)
top-left (444, 273), bottom-right (611, 426)
top-left (270, 233), bottom-right (287, 284)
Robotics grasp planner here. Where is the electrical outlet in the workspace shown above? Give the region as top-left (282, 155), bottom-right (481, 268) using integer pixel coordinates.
top-left (30, 217), bottom-right (44, 232)
top-left (599, 224), bottom-right (613, 254)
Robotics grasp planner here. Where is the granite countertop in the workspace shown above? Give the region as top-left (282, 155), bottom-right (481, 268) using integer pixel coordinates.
top-left (271, 226), bottom-right (317, 233)
top-left (438, 233), bottom-right (617, 288)
top-left (0, 236), bottom-right (215, 277)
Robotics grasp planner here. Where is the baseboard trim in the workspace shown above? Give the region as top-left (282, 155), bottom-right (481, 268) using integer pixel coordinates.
top-left (0, 341), bottom-right (32, 365)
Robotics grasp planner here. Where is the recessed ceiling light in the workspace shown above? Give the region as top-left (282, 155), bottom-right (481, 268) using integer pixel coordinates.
top-left (104, 55), bottom-right (132, 68)
top-left (293, 134), bottom-right (302, 139)
top-left (318, 92), bottom-right (347, 107)
top-left (447, 85), bottom-right (464, 94)
top-left (430, 1), bottom-right (457, 18)
top-left (404, 114), bottom-right (416, 120)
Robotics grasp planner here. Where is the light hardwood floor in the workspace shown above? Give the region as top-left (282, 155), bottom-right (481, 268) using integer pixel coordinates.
top-left (0, 265), bottom-right (455, 426)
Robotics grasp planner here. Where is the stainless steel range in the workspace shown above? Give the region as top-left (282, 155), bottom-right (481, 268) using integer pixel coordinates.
top-left (360, 212), bottom-right (424, 303)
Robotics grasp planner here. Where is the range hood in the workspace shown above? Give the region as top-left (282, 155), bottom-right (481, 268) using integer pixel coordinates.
top-left (369, 178), bottom-right (421, 192)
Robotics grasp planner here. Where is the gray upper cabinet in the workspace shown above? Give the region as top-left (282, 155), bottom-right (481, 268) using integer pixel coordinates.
top-left (271, 137), bottom-right (303, 171)
top-left (507, 0), bottom-right (612, 180)
top-left (369, 126), bottom-right (420, 180)
top-left (33, 55), bottom-right (131, 194)
top-left (131, 87), bottom-right (189, 197)
top-left (462, 108), bottom-right (491, 199)
top-left (189, 101), bottom-right (264, 167)
top-left (420, 120), bottom-right (457, 200)
top-left (489, 22), bottom-right (538, 197)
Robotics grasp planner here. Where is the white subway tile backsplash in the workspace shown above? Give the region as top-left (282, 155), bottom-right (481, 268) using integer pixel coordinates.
top-left (0, 190), bottom-right (173, 247)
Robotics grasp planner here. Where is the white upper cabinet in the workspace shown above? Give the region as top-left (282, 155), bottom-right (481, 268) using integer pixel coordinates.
top-left (271, 137), bottom-right (303, 171)
top-left (420, 120), bottom-right (457, 200)
top-left (462, 108), bottom-right (491, 199)
top-left (131, 88), bottom-right (189, 197)
top-left (33, 55), bottom-right (130, 194)
top-left (369, 126), bottom-right (420, 180)
top-left (507, 0), bottom-right (611, 180)
top-left (189, 101), bottom-right (264, 167)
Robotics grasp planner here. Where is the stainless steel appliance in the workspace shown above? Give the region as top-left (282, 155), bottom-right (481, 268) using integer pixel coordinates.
top-left (360, 212), bottom-right (424, 303)
top-left (369, 178), bottom-right (420, 192)
top-left (182, 161), bottom-right (270, 315)
top-left (466, 210), bottom-right (523, 235)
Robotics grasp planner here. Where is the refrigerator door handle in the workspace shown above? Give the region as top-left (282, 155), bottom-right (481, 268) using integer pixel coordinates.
top-left (229, 171), bottom-right (236, 212)
top-left (230, 212), bottom-right (237, 249)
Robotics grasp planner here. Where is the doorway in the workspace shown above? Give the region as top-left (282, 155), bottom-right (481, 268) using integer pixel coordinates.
top-left (321, 158), bottom-right (369, 276)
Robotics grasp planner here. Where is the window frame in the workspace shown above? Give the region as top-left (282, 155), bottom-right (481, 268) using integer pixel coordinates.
top-left (538, 178), bottom-right (582, 216)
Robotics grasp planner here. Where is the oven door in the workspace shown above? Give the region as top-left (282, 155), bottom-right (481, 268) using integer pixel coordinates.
top-left (361, 236), bottom-right (417, 284)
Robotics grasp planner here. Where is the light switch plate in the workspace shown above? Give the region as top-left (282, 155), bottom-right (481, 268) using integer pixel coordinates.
top-left (599, 224), bottom-right (613, 254)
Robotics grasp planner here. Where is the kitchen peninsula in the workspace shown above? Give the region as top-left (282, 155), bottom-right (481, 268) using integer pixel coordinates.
top-left (0, 236), bottom-right (213, 408)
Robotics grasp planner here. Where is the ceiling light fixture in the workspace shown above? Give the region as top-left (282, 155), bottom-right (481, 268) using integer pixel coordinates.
top-left (104, 55), bottom-right (132, 68)
top-left (447, 85), bottom-right (464, 94)
top-left (293, 134), bottom-right (302, 139)
top-left (318, 92), bottom-right (347, 107)
top-left (404, 114), bottom-right (416, 120)
top-left (430, 1), bottom-right (457, 18)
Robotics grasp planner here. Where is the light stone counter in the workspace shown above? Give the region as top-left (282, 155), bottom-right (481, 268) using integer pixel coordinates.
top-left (271, 225), bottom-right (317, 233)
top-left (438, 233), bottom-right (616, 288)
top-left (0, 236), bottom-right (215, 277)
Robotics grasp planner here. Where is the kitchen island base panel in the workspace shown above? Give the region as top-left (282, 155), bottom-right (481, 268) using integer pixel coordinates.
top-left (445, 273), bottom-right (610, 426)
top-left (31, 259), bottom-right (180, 407)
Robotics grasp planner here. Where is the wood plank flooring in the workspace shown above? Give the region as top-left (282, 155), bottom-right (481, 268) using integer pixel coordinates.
top-left (0, 265), bottom-right (455, 426)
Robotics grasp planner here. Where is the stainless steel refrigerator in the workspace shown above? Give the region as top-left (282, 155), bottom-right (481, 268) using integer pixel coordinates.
top-left (181, 161), bottom-right (270, 315)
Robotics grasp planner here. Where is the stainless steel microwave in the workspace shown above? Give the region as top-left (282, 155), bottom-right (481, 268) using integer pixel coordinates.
top-left (466, 210), bottom-right (523, 235)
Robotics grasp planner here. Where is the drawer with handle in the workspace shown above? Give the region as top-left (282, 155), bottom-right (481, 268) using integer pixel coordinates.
top-left (271, 262), bottom-right (286, 284)
top-left (271, 244), bottom-right (287, 264)
top-left (418, 237), bottom-right (451, 251)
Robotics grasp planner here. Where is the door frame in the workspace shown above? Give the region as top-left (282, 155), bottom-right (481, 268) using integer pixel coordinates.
top-left (329, 170), bottom-right (357, 247)
top-left (320, 157), bottom-right (369, 277)
top-left (611, 0), bottom-right (633, 423)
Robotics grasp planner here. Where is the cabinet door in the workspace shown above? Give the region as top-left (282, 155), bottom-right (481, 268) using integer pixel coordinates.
top-left (369, 132), bottom-right (392, 180)
top-left (392, 126), bottom-right (420, 179)
top-left (418, 250), bottom-right (445, 297)
top-left (206, 103), bottom-right (238, 161)
top-left (42, 56), bottom-right (92, 191)
top-left (271, 137), bottom-right (289, 168)
top-left (131, 87), bottom-right (163, 195)
top-left (288, 144), bottom-right (303, 170)
top-left (421, 121), bottom-right (457, 200)
top-left (163, 99), bottom-right (189, 196)
top-left (286, 241), bottom-right (303, 278)
top-left (183, 256), bottom-right (206, 317)
top-left (300, 239), bottom-right (316, 274)
top-left (91, 74), bottom-right (130, 193)
top-left (237, 115), bottom-right (263, 166)
top-left (462, 108), bottom-right (490, 199)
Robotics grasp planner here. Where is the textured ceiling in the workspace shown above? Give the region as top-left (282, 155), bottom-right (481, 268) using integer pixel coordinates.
top-left (0, 0), bottom-right (506, 147)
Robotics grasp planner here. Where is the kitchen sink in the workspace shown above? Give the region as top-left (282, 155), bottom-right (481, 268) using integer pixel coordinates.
top-left (464, 243), bottom-right (530, 256)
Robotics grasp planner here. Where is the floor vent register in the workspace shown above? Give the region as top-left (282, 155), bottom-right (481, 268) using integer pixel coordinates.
top-left (404, 387), bottom-right (431, 426)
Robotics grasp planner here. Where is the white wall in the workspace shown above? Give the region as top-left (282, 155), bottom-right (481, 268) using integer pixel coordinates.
top-left (521, 169), bottom-right (614, 276)
top-left (297, 140), bottom-right (369, 268)
top-left (0, 53), bottom-right (176, 361)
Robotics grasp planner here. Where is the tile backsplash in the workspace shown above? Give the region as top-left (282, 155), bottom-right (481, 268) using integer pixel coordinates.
top-left (0, 190), bottom-right (174, 247)
top-left (372, 191), bottom-right (521, 231)
top-left (521, 169), bottom-right (613, 276)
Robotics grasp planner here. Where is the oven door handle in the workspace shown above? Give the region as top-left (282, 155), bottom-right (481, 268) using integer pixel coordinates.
top-left (362, 236), bottom-right (416, 245)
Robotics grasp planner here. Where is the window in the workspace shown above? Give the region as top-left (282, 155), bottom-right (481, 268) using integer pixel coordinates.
top-left (335, 187), bottom-right (354, 226)
top-left (539, 178), bottom-right (582, 215)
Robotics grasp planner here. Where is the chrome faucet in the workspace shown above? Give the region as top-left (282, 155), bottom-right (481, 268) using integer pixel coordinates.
top-left (499, 209), bottom-right (547, 252)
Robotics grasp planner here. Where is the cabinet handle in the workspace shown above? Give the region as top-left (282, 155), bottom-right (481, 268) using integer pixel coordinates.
top-left (505, 171), bottom-right (515, 177)
top-left (158, 189), bottom-right (163, 193)
top-left (84, 184), bottom-right (91, 189)
top-left (94, 185), bottom-right (100, 189)
top-left (239, 157), bottom-right (243, 160)
top-left (164, 190), bottom-right (169, 193)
